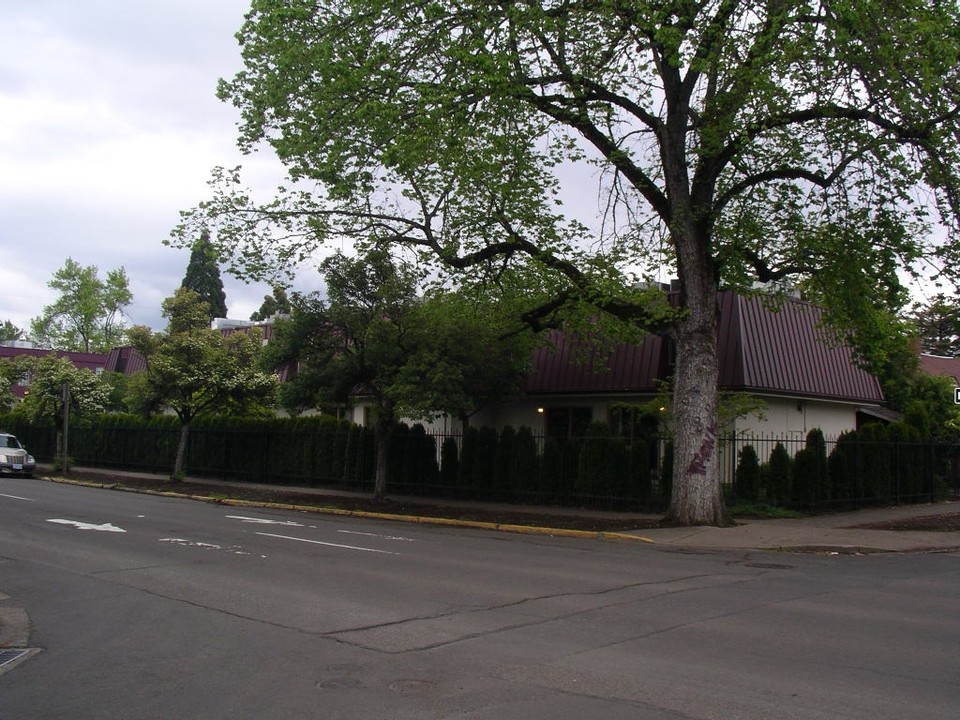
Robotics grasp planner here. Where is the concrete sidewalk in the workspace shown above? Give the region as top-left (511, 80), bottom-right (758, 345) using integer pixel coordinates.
top-left (635, 502), bottom-right (960, 553)
top-left (33, 465), bottom-right (960, 553)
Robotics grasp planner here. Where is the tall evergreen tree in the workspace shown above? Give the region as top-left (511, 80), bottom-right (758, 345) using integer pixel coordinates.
top-left (181, 229), bottom-right (227, 321)
top-left (910, 294), bottom-right (960, 357)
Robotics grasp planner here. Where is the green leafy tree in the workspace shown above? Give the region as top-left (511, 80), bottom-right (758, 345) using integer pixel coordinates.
top-left (15, 354), bottom-right (111, 462)
top-left (250, 286), bottom-right (292, 321)
top-left (902, 373), bottom-right (960, 441)
top-left (30, 258), bottom-right (132, 352)
top-left (0, 358), bottom-right (23, 410)
top-left (0, 320), bottom-right (23, 343)
top-left (389, 286), bottom-right (539, 429)
top-left (181, 229), bottom-right (228, 321)
top-left (262, 248), bottom-right (423, 498)
top-left (128, 288), bottom-right (277, 480)
top-left (179, 1), bottom-right (960, 525)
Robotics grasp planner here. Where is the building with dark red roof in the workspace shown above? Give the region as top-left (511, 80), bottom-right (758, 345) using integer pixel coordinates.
top-left (422, 291), bottom-right (888, 442)
top-left (0, 343), bottom-right (108, 399)
top-left (919, 353), bottom-right (960, 386)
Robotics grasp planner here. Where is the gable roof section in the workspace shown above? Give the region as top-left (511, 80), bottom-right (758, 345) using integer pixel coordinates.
top-left (0, 345), bottom-right (109, 398)
top-left (524, 331), bottom-right (664, 394)
top-left (724, 293), bottom-right (883, 403)
top-left (104, 346), bottom-right (147, 375)
top-left (524, 292), bottom-right (884, 403)
top-left (919, 353), bottom-right (960, 385)
top-left (0, 345), bottom-right (107, 372)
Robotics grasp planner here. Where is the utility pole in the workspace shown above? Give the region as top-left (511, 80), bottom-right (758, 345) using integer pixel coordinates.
top-left (61, 381), bottom-right (70, 475)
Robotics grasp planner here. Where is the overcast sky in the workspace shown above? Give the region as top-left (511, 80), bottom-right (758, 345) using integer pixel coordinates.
top-left (2, 1), bottom-right (943, 344)
top-left (0, 0), bottom-right (291, 335)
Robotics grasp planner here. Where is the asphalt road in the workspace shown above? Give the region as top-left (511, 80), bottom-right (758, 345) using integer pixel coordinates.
top-left (1, 476), bottom-right (958, 720)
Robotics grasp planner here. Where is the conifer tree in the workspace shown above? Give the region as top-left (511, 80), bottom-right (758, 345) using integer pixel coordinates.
top-left (181, 229), bottom-right (227, 321)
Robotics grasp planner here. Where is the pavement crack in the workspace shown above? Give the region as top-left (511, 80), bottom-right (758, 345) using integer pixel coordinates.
top-left (323, 572), bottom-right (735, 653)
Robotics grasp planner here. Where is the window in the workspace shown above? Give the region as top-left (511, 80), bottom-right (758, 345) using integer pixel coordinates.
top-left (545, 407), bottom-right (592, 439)
top-left (608, 405), bottom-right (660, 443)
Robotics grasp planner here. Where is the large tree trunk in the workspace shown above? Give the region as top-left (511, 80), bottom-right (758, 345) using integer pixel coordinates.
top-left (664, 272), bottom-right (730, 526)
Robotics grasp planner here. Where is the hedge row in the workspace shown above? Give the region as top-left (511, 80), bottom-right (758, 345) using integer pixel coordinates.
top-left (6, 411), bottom-right (953, 510)
top-left (398, 422), bottom-right (664, 509)
top-left (732, 424), bottom-right (954, 509)
top-left (0, 414), bottom-right (667, 508)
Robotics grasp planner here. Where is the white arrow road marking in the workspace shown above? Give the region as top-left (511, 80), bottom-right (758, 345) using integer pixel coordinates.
top-left (256, 532), bottom-right (397, 555)
top-left (226, 515), bottom-right (305, 527)
top-left (158, 538), bottom-right (255, 555)
top-left (47, 519), bottom-right (126, 533)
top-left (337, 530), bottom-right (415, 542)
top-left (159, 538), bottom-right (223, 550)
top-left (0, 493), bottom-right (35, 501)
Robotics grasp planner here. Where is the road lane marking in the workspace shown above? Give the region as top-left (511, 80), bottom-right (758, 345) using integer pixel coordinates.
top-left (337, 530), bottom-right (415, 542)
top-left (47, 519), bottom-right (126, 533)
top-left (226, 515), bottom-right (305, 527)
top-left (255, 532), bottom-right (397, 555)
top-left (159, 538), bottom-right (256, 556)
top-left (0, 493), bottom-right (35, 501)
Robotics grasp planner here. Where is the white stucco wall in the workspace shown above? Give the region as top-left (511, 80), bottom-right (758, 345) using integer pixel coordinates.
top-left (350, 393), bottom-right (870, 450)
top-left (733, 395), bottom-right (863, 443)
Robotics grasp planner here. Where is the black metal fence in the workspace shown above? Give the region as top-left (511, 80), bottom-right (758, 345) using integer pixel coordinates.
top-left (5, 416), bottom-right (959, 513)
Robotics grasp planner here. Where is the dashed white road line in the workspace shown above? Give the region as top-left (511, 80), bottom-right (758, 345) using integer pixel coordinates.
top-left (0, 493), bottom-right (34, 501)
top-left (337, 529), bottom-right (415, 542)
top-left (256, 532), bottom-right (397, 555)
top-left (226, 514), bottom-right (305, 527)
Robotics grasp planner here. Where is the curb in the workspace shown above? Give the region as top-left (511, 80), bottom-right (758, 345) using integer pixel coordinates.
top-left (41, 475), bottom-right (655, 544)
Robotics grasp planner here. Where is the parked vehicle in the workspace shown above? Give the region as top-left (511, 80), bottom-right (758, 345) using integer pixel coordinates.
top-left (0, 432), bottom-right (36, 477)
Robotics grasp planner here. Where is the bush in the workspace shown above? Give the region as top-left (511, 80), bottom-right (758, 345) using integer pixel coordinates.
top-left (734, 444), bottom-right (760, 504)
top-left (513, 426), bottom-right (540, 493)
top-left (439, 436), bottom-right (460, 488)
top-left (828, 430), bottom-right (858, 504)
top-left (857, 423), bottom-right (890, 501)
top-left (763, 442), bottom-right (792, 506)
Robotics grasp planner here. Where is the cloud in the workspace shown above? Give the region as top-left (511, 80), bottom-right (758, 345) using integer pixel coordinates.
top-left (0, 0), bottom-right (281, 333)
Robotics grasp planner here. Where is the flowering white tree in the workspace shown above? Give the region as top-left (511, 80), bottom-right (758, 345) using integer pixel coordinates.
top-left (128, 288), bottom-right (277, 480)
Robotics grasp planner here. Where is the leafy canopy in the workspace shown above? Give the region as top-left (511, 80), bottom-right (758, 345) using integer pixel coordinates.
top-left (128, 288), bottom-right (277, 425)
top-left (175, 0), bottom-right (960, 524)
top-left (179, 1), bottom-right (960, 318)
top-left (14, 354), bottom-right (111, 425)
top-left (30, 258), bottom-right (132, 353)
top-left (0, 320), bottom-right (23, 343)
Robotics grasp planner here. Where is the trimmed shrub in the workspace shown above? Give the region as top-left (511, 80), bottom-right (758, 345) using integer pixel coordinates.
top-left (513, 426), bottom-right (540, 494)
top-left (734, 444), bottom-right (761, 504)
top-left (494, 425), bottom-right (517, 494)
top-left (857, 423), bottom-right (890, 501)
top-left (763, 442), bottom-right (792, 506)
top-left (439, 436), bottom-right (460, 489)
top-left (828, 430), bottom-right (858, 505)
top-left (628, 437), bottom-right (653, 507)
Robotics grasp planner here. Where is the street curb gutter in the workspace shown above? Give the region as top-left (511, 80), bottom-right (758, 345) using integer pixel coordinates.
top-left (42, 476), bottom-right (655, 544)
